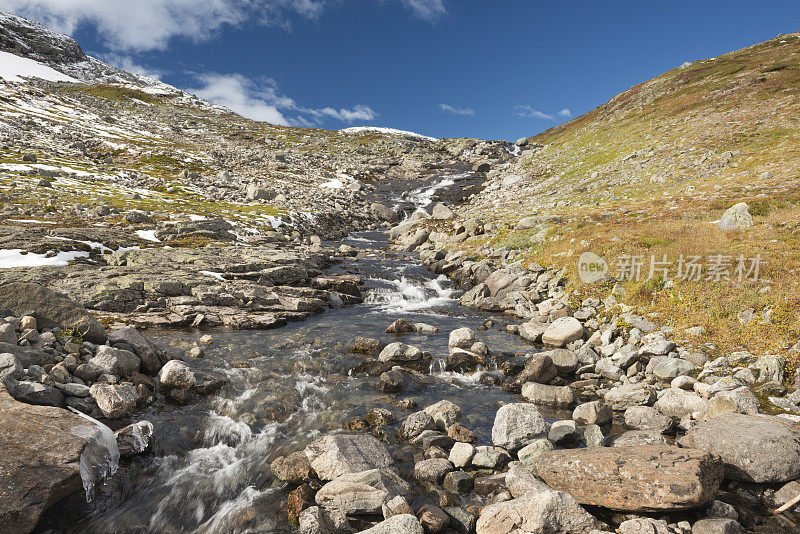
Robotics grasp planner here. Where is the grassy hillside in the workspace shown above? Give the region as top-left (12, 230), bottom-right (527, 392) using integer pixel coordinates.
top-left (459, 33), bottom-right (800, 361)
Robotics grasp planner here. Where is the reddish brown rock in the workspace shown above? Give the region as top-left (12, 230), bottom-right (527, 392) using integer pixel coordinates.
top-left (385, 319), bottom-right (413, 334)
top-left (447, 423), bottom-right (477, 444)
top-left (271, 451), bottom-right (315, 484)
top-left (287, 483), bottom-right (316, 524)
top-left (535, 445), bottom-right (723, 512)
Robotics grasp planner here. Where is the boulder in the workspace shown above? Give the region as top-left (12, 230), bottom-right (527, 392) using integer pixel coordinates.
top-left (448, 328), bottom-right (477, 350)
top-left (423, 400), bottom-right (461, 430)
top-left (692, 518), bottom-right (743, 534)
top-left (0, 283), bottom-right (107, 343)
top-left (0, 385), bottom-right (102, 532)
top-left (491, 403), bottom-right (547, 452)
top-left (624, 406), bottom-right (674, 434)
top-left (682, 413), bottom-right (800, 483)
top-left (541, 317), bottom-right (584, 347)
top-left (475, 486), bottom-right (601, 534)
top-left (158, 360), bottom-right (196, 390)
top-left (654, 388), bottom-right (707, 419)
top-left (604, 383), bottom-right (656, 411)
top-left (573, 401), bottom-right (612, 425)
top-left (432, 203), bottom-right (455, 220)
top-left (9, 381), bottom-right (63, 407)
top-left (360, 514), bottom-right (423, 534)
top-left (718, 202), bottom-right (753, 230)
top-left (535, 446), bottom-right (723, 512)
top-left (89, 384), bottom-right (137, 419)
top-left (108, 327), bottom-right (162, 373)
top-left (89, 345), bottom-right (140, 378)
top-left (304, 434), bottom-right (393, 480)
top-left (378, 342), bottom-right (424, 363)
top-left (314, 468), bottom-right (410, 514)
top-left (521, 382), bottom-right (575, 407)
top-left (114, 420), bottom-right (154, 457)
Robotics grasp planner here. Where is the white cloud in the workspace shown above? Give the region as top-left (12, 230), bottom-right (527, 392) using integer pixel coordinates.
top-left (0, 0), bottom-right (326, 52)
top-left (439, 103), bottom-right (474, 116)
top-left (187, 72), bottom-right (376, 126)
top-left (514, 105), bottom-right (553, 120)
top-left (558, 108), bottom-right (572, 118)
top-left (402, 0), bottom-right (446, 20)
top-left (1, 0), bottom-right (447, 52)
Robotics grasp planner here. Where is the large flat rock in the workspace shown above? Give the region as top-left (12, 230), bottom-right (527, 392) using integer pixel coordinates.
top-left (0, 282), bottom-right (107, 343)
top-left (535, 445), bottom-right (723, 512)
top-left (682, 413), bottom-right (800, 483)
top-left (304, 434), bottom-right (393, 481)
top-left (0, 385), bottom-right (91, 533)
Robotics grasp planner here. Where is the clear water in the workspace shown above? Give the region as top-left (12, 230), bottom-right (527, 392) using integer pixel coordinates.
top-left (39, 230), bottom-right (551, 533)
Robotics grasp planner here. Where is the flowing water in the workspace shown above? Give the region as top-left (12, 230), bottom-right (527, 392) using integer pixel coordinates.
top-left (38, 178), bottom-right (554, 534)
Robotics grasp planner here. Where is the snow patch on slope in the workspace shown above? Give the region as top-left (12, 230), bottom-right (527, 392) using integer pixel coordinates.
top-left (0, 51), bottom-right (78, 83)
top-left (340, 126), bottom-right (437, 142)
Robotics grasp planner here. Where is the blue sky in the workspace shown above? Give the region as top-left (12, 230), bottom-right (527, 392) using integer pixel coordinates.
top-left (4, 0), bottom-right (800, 140)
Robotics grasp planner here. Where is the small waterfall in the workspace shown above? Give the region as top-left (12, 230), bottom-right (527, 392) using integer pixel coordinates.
top-left (363, 274), bottom-right (455, 313)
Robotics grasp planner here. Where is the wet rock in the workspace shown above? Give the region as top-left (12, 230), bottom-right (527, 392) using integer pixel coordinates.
top-left (475, 486), bottom-right (602, 534)
top-left (541, 317), bottom-right (583, 347)
top-left (682, 413), bottom-right (800, 483)
top-left (385, 319), bottom-right (412, 334)
top-left (271, 451), bottom-right (315, 484)
top-left (414, 458), bottom-right (453, 484)
top-left (158, 360), bottom-right (196, 390)
top-left (115, 420), bottom-right (154, 457)
top-left (365, 408), bottom-right (394, 427)
top-left (315, 468), bottom-right (410, 514)
top-left (352, 337), bottom-right (386, 355)
top-left (491, 402), bottom-right (547, 451)
top-left (378, 369), bottom-right (405, 393)
top-left (536, 446), bottom-right (723, 512)
top-left (448, 327), bottom-right (477, 350)
top-left (290, 484), bottom-right (317, 525)
top-left (89, 383), bottom-right (137, 418)
top-left (0, 385), bottom-right (99, 533)
top-left (521, 382), bottom-right (575, 407)
top-left (412, 323), bottom-right (438, 335)
top-left (0, 282), bottom-right (107, 343)
top-left (360, 514), bottom-right (423, 534)
top-left (108, 326), bottom-right (162, 373)
top-left (305, 434), bottom-right (393, 480)
top-left (378, 342), bottom-right (424, 363)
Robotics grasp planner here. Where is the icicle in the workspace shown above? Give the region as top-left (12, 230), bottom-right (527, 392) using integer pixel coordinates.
top-left (68, 407), bottom-right (120, 502)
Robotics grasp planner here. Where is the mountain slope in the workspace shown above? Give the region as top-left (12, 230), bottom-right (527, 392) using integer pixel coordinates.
top-left (446, 33), bottom-right (800, 356)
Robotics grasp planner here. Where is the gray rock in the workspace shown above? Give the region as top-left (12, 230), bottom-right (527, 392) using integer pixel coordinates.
top-left (414, 458), bottom-right (453, 484)
top-left (315, 468), bottom-right (411, 515)
top-left (448, 442), bottom-right (475, 468)
top-left (471, 446), bottom-right (511, 470)
top-left (475, 486), bottom-right (601, 534)
top-left (0, 353), bottom-right (23, 380)
top-left (0, 282), bottom-right (107, 343)
top-left (108, 327), bottom-right (161, 373)
top-left (692, 518), bottom-right (743, 534)
top-left (90, 345), bottom-right (140, 378)
top-left (115, 420), bottom-right (154, 457)
top-left (604, 383), bottom-right (656, 410)
top-left (683, 413), bottom-right (800, 483)
top-left (573, 401), bottom-right (612, 425)
top-left (423, 400), bottom-right (461, 430)
top-left (611, 430), bottom-right (669, 447)
top-left (401, 411), bottom-right (437, 440)
top-left (491, 402), bottom-right (547, 452)
top-left (618, 518), bottom-right (671, 534)
top-left (718, 203), bottom-right (753, 230)
top-left (640, 340), bottom-right (676, 357)
top-left (624, 406), bottom-right (674, 433)
top-left (378, 342), bottom-right (423, 363)
top-left (432, 203), bottom-right (455, 220)
top-left (89, 383), bottom-right (137, 418)
top-left (521, 382), bottom-right (576, 407)
top-left (10, 380), bottom-right (63, 407)
top-left (652, 358), bottom-right (698, 380)
top-left (654, 388), bottom-right (707, 419)
top-left (359, 514), bottom-right (423, 534)
top-left (305, 434), bottom-right (393, 480)
top-left (542, 317), bottom-right (584, 347)
top-left (448, 328), bottom-right (477, 349)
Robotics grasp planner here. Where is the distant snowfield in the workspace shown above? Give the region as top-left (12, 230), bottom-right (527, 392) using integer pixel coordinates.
top-left (0, 51), bottom-right (78, 83)
top-left (340, 126), bottom-right (437, 142)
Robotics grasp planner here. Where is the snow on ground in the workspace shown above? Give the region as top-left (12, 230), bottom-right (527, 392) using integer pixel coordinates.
top-left (319, 178), bottom-right (344, 189)
top-left (135, 230), bottom-right (161, 242)
top-left (0, 51), bottom-right (78, 83)
top-left (0, 249), bottom-right (89, 268)
top-left (339, 126), bottom-right (437, 142)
